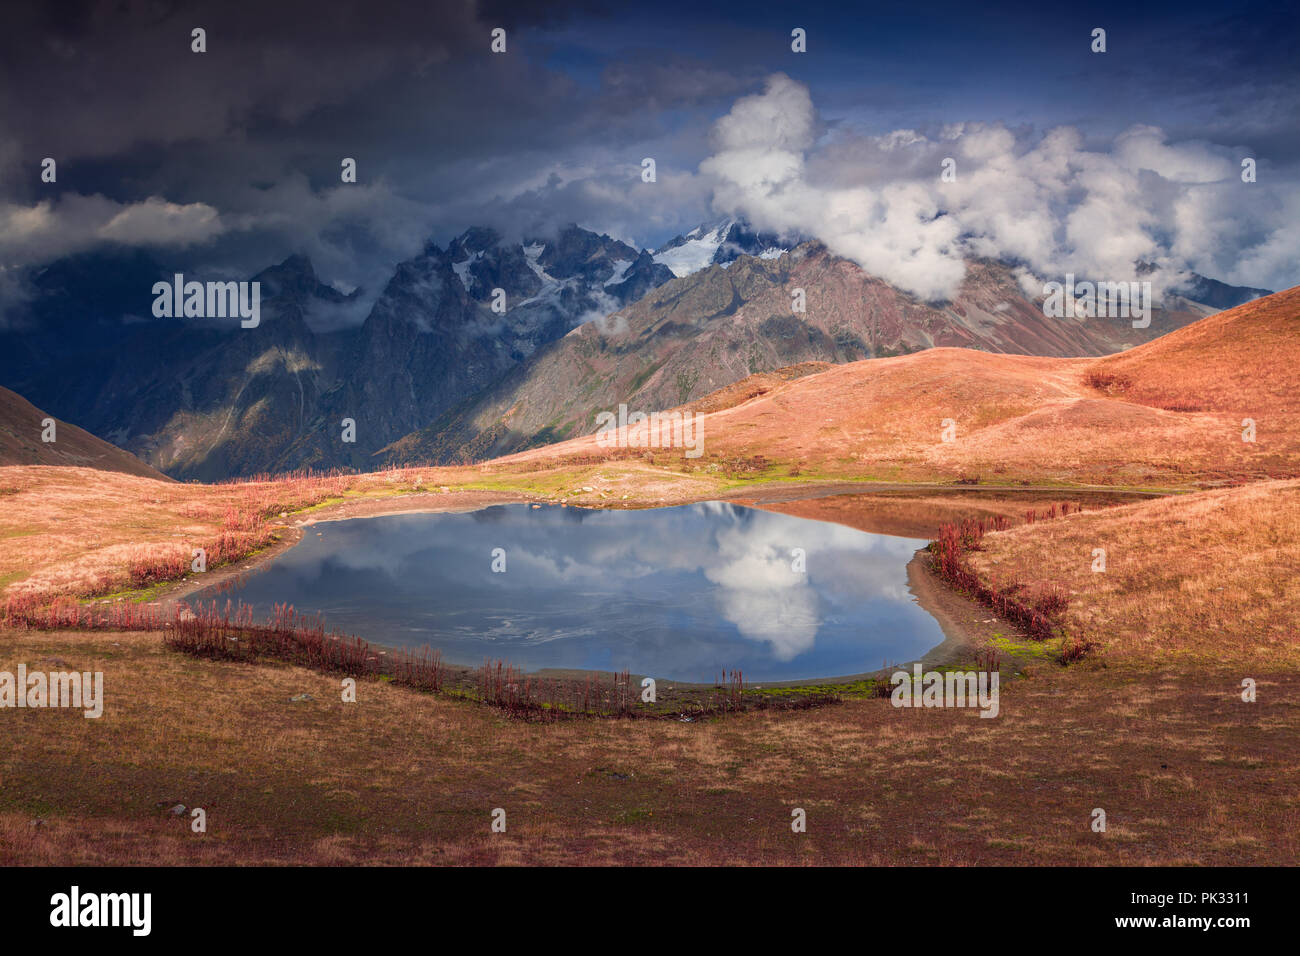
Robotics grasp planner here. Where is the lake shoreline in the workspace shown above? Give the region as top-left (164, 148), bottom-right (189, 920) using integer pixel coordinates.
top-left (132, 482), bottom-right (1101, 688)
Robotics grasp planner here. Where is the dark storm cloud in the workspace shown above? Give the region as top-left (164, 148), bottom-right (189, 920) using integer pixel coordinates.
top-left (0, 0), bottom-right (1295, 322)
top-left (1, 0), bottom-right (483, 168)
top-left (0, 0), bottom-right (739, 306)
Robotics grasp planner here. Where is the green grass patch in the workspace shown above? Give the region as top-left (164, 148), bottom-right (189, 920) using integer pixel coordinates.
top-left (612, 807), bottom-right (655, 825)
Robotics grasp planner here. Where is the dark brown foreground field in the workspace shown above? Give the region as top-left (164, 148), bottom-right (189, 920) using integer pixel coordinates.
top-left (3, 623), bottom-right (1295, 866)
top-left (4, 479), bottom-right (1297, 866)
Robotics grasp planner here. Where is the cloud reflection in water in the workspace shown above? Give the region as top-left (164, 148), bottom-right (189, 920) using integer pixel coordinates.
top-left (193, 502), bottom-right (945, 682)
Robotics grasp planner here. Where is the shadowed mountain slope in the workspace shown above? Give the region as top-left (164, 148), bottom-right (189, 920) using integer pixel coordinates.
top-left (0, 386), bottom-right (168, 479)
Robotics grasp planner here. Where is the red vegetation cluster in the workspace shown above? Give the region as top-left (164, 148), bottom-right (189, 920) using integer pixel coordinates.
top-left (166, 601), bottom-right (383, 678)
top-left (1022, 502), bottom-right (1078, 525)
top-left (2, 593), bottom-right (164, 630)
top-left (477, 660), bottom-right (640, 720)
top-left (84, 469), bottom-right (362, 598)
top-left (217, 468), bottom-right (356, 518)
top-left (929, 507), bottom-right (1092, 662)
top-left (167, 603), bottom-right (807, 720)
top-left (123, 510), bottom-right (277, 590)
top-left (2, 589), bottom-right (834, 720)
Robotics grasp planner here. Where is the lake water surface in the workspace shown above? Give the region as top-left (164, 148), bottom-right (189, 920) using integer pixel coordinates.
top-left (192, 502), bottom-right (946, 682)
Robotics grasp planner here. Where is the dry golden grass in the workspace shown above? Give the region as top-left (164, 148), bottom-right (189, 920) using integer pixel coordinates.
top-left (0, 467), bottom-right (212, 597)
top-left (2, 627), bottom-right (1296, 865)
top-left (510, 347), bottom-right (1295, 485)
top-left (1091, 285), bottom-right (1300, 416)
top-left (505, 286), bottom-right (1300, 486)
top-left (0, 465), bottom-right (533, 601)
top-left (966, 480), bottom-right (1300, 665)
top-left (0, 461), bottom-right (739, 601)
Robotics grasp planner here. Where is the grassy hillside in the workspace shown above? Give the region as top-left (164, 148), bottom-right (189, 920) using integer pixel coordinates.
top-left (503, 285), bottom-right (1300, 487)
top-left (1088, 284), bottom-right (1300, 416)
top-left (965, 479), bottom-right (1300, 665)
top-left (0, 385), bottom-right (168, 479)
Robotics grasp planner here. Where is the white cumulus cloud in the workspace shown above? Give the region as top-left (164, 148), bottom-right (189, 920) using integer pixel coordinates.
top-left (699, 74), bottom-right (1298, 301)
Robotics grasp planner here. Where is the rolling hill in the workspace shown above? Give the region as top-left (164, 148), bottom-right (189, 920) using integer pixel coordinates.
top-left (496, 284), bottom-right (1300, 488)
top-left (0, 385), bottom-right (167, 479)
top-left (1087, 287), bottom-right (1300, 416)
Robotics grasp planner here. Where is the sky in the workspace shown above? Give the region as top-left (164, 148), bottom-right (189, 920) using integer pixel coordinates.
top-left (1, 0), bottom-right (1296, 315)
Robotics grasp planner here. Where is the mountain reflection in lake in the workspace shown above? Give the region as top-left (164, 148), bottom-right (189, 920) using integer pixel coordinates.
top-left (191, 502), bottom-right (947, 682)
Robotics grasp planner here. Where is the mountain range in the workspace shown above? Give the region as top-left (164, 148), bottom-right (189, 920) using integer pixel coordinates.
top-left (0, 218), bottom-right (1270, 479)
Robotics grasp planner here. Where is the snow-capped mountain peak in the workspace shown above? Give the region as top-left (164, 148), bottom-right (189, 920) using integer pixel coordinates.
top-left (651, 217), bottom-right (796, 277)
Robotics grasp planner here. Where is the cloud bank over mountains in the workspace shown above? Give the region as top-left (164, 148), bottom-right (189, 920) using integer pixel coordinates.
top-left (0, 1), bottom-right (1295, 318)
top-left (7, 70), bottom-right (1294, 315)
top-left (700, 73), bottom-right (1298, 302)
